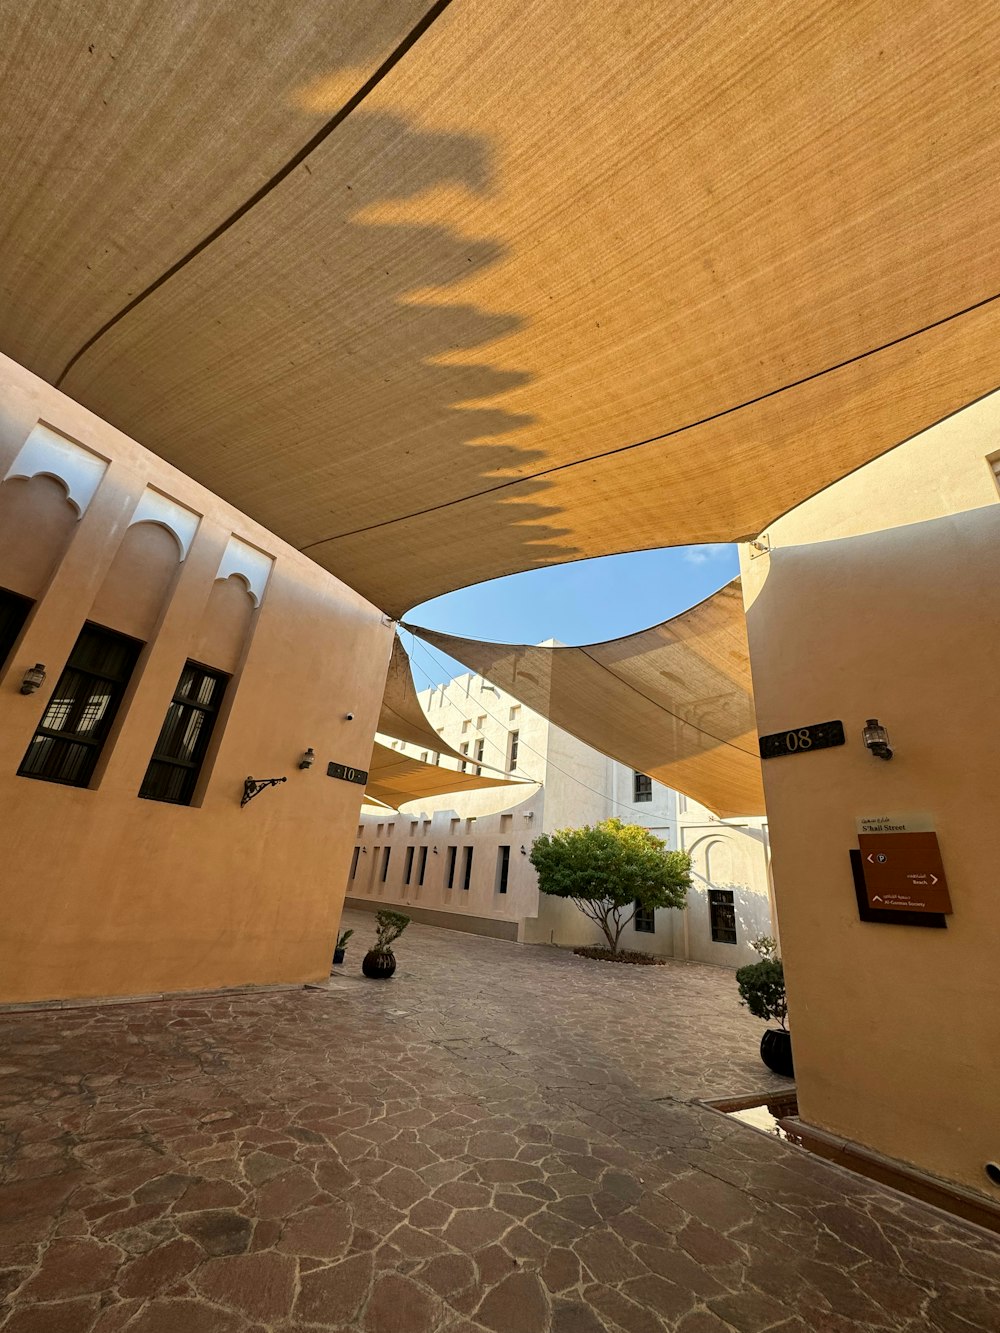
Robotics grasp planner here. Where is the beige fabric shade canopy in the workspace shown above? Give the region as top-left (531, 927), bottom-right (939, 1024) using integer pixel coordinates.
top-left (377, 635), bottom-right (469, 763)
top-left (2, 4), bottom-right (999, 615)
top-left (365, 739), bottom-right (528, 810)
top-left (405, 579), bottom-right (764, 818)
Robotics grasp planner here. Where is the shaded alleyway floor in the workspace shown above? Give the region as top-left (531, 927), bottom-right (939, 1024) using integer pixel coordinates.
top-left (1, 910), bottom-right (998, 1331)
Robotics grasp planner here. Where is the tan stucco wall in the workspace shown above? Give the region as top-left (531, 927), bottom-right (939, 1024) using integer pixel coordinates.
top-left (742, 395), bottom-right (1000, 1197)
top-left (0, 355), bottom-right (391, 1003)
top-left (352, 786), bottom-right (544, 928)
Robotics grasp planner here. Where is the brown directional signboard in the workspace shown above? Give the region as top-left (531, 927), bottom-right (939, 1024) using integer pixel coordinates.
top-left (856, 829), bottom-right (952, 914)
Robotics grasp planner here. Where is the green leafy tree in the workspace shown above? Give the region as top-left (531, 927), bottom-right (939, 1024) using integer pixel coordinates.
top-left (529, 818), bottom-right (691, 954)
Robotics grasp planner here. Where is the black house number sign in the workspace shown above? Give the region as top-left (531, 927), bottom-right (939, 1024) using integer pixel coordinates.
top-left (758, 720), bottom-right (845, 760)
top-left (327, 761), bottom-right (368, 785)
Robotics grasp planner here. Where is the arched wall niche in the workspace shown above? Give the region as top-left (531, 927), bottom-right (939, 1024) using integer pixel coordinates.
top-left (189, 574), bottom-right (256, 675)
top-left (4, 423), bottom-right (107, 517)
top-left (128, 489), bottom-right (199, 560)
top-left (685, 834), bottom-right (724, 883)
top-left (0, 473), bottom-right (80, 598)
top-left (89, 520), bottom-right (184, 642)
top-left (704, 837), bottom-right (734, 886)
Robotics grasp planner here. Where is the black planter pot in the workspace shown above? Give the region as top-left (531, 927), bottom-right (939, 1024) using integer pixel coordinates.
top-left (332, 948), bottom-right (345, 966)
top-left (760, 1028), bottom-right (794, 1078)
top-left (362, 949), bottom-right (397, 979)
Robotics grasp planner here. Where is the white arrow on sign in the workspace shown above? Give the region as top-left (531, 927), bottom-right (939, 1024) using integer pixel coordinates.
top-left (930, 874), bottom-right (938, 884)
top-left (872, 895), bottom-right (883, 902)
top-left (867, 853), bottom-right (874, 863)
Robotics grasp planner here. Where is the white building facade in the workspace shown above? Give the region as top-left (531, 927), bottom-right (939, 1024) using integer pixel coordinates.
top-left (346, 664), bottom-right (774, 967)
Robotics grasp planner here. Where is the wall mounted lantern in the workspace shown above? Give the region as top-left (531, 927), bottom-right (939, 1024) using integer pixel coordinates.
top-left (432, 846), bottom-right (439, 854)
top-left (520, 845), bottom-right (527, 855)
top-left (298, 747), bottom-right (315, 770)
top-left (862, 718), bottom-right (893, 761)
top-left (20, 663), bottom-right (46, 695)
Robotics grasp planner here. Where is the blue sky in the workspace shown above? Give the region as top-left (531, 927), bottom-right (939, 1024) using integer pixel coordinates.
top-left (404, 544), bottom-right (739, 687)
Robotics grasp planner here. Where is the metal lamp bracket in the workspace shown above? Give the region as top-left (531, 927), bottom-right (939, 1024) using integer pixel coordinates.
top-left (241, 776), bottom-right (288, 808)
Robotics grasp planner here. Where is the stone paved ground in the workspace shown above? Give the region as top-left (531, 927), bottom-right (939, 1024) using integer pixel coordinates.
top-left (1, 909), bottom-right (998, 1332)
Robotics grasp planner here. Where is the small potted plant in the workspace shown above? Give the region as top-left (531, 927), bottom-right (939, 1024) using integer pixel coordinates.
top-left (736, 935), bottom-right (793, 1077)
top-left (332, 928), bottom-right (353, 967)
top-left (362, 910), bottom-right (411, 980)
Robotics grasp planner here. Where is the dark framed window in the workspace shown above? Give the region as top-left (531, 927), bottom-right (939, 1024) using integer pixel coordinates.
top-left (473, 737), bottom-right (484, 775)
top-left (496, 845), bottom-right (510, 894)
top-left (634, 900), bottom-right (655, 933)
top-left (446, 845), bottom-right (457, 888)
top-left (417, 845), bottom-right (428, 886)
top-left (381, 847), bottom-right (391, 882)
top-left (350, 846), bottom-right (361, 880)
top-left (507, 730), bottom-right (519, 771)
top-left (19, 623), bottom-right (141, 788)
top-left (0, 587), bottom-right (33, 669)
top-left (404, 846), bottom-right (415, 885)
top-left (633, 771), bottom-right (652, 802)
top-left (462, 846), bottom-right (474, 891)
top-left (139, 661), bottom-right (228, 805)
top-left (709, 889), bottom-right (738, 944)
top-left (459, 741), bottom-right (469, 772)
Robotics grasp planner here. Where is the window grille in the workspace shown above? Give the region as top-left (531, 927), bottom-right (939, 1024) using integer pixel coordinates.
top-left (633, 771), bottom-right (653, 802)
top-left (634, 900), bottom-right (655, 932)
top-left (139, 661), bottom-right (228, 805)
top-left (709, 888), bottom-right (738, 944)
top-left (0, 587), bottom-right (32, 669)
top-left (19, 623), bottom-right (141, 788)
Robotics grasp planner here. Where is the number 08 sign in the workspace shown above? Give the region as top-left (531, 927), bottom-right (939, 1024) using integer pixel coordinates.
top-left (758, 720), bottom-right (845, 760)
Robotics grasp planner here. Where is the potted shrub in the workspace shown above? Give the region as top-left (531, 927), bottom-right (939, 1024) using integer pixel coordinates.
top-left (332, 928), bottom-right (353, 967)
top-left (362, 909), bottom-right (411, 979)
top-left (736, 935), bottom-right (793, 1077)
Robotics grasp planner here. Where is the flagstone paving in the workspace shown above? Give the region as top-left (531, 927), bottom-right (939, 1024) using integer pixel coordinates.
top-left (1, 910), bottom-right (998, 1331)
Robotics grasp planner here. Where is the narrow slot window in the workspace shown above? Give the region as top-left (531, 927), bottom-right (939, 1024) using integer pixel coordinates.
top-left (507, 730), bottom-right (519, 771)
top-left (496, 845), bottom-right (510, 894)
top-left (446, 845), bottom-right (458, 888)
top-left (462, 846), bottom-right (474, 890)
top-left (417, 845), bottom-right (428, 885)
top-left (404, 846), bottom-right (415, 885)
top-left (350, 847), bottom-right (361, 880)
top-left (381, 846), bottom-right (391, 882)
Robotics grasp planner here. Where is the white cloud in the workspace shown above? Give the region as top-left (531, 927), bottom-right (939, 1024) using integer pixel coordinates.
top-left (682, 544), bottom-right (725, 565)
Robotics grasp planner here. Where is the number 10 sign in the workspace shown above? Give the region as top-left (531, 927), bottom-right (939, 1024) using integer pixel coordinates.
top-left (758, 720), bottom-right (845, 760)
